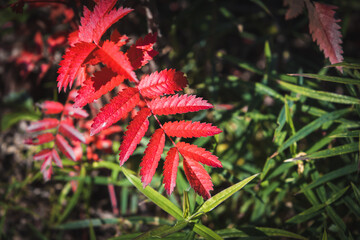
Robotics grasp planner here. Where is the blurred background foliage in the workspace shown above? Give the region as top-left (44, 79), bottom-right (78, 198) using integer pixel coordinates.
top-left (1, 0), bottom-right (360, 239)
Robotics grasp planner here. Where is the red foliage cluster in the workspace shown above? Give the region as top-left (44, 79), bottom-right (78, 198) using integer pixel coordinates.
top-left (25, 94), bottom-right (87, 181)
top-left (27, 0), bottom-right (223, 199)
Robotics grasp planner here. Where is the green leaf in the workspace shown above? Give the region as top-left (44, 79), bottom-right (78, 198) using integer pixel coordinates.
top-left (299, 164), bottom-right (356, 193)
top-left (277, 109), bottom-right (350, 154)
top-left (327, 62), bottom-right (360, 69)
top-left (290, 73), bottom-right (360, 85)
top-left (122, 168), bottom-right (183, 220)
top-left (135, 221), bottom-right (188, 240)
top-left (278, 81), bottom-right (360, 104)
top-left (183, 191), bottom-right (191, 219)
top-left (288, 187), bottom-right (348, 224)
top-left (195, 173), bottom-right (259, 216)
top-left (1, 111), bottom-right (40, 130)
top-left (55, 217), bottom-right (174, 230)
top-left (322, 228), bottom-right (327, 240)
top-left (57, 166), bottom-right (86, 224)
top-left (330, 130), bottom-right (360, 138)
top-left (285, 142), bottom-right (359, 161)
top-left (286, 203), bottom-right (326, 223)
top-left (214, 227), bottom-right (307, 239)
top-left (193, 223), bottom-right (223, 240)
top-left (351, 182), bottom-right (360, 205)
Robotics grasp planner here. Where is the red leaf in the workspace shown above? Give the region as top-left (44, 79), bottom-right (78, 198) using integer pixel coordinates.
top-left (95, 40), bottom-right (138, 82)
top-left (163, 147), bottom-right (179, 195)
top-left (176, 142), bottom-right (222, 168)
top-left (306, 1), bottom-right (343, 71)
top-left (138, 69), bottom-right (188, 99)
top-left (126, 32), bottom-right (158, 69)
top-left (101, 125), bottom-right (122, 136)
top-left (52, 149), bottom-right (63, 168)
top-left (25, 132), bottom-right (55, 145)
top-left (55, 134), bottom-right (76, 161)
top-left (92, 7), bottom-right (133, 44)
top-left (27, 118), bottom-right (59, 132)
top-left (34, 149), bottom-right (52, 161)
top-left (59, 122), bottom-right (86, 143)
top-left (38, 100), bottom-right (64, 114)
top-left (91, 87), bottom-right (140, 136)
top-left (119, 108), bottom-right (151, 165)
top-left (110, 30), bottom-right (129, 47)
top-left (74, 67), bottom-right (125, 108)
top-left (40, 157), bottom-right (53, 181)
top-left (163, 121), bottom-right (222, 138)
top-left (147, 94), bottom-right (213, 115)
top-left (283, 0), bottom-right (304, 20)
top-left (183, 157), bottom-right (213, 200)
top-left (64, 104), bottom-right (89, 119)
top-left (140, 128), bottom-right (165, 188)
top-left (77, 0), bottom-right (132, 44)
top-left (57, 42), bottom-right (97, 91)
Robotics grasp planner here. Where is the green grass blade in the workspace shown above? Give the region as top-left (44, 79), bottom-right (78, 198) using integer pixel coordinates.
top-left (322, 228), bottom-right (327, 240)
top-left (55, 217), bottom-right (174, 230)
top-left (193, 223), bottom-right (223, 240)
top-left (135, 221), bottom-right (188, 240)
top-left (277, 109), bottom-right (350, 154)
top-left (299, 164), bottom-right (356, 193)
top-left (195, 173), bottom-right (259, 216)
top-left (285, 142), bottom-right (359, 161)
top-left (351, 182), bottom-right (360, 205)
top-left (330, 130), bottom-right (360, 138)
top-left (278, 81), bottom-right (360, 104)
top-left (286, 203), bottom-right (326, 223)
top-left (255, 227), bottom-right (307, 240)
top-left (122, 168), bottom-right (183, 220)
top-left (57, 166), bottom-right (86, 224)
top-left (327, 62), bottom-right (360, 69)
top-left (290, 73), bottom-right (360, 85)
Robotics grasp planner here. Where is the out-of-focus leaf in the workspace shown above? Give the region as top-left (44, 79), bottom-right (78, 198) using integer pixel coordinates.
top-left (299, 164), bottom-right (357, 193)
top-left (290, 73), bottom-right (360, 85)
top-left (278, 81), bottom-right (360, 104)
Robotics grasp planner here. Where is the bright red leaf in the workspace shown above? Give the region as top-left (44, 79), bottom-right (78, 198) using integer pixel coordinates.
top-left (57, 42), bottom-right (97, 91)
top-left (59, 122), bottom-right (85, 143)
top-left (52, 149), bottom-right (63, 168)
top-left (95, 40), bottom-right (138, 82)
top-left (163, 121), bottom-right (222, 138)
top-left (55, 134), bottom-right (76, 161)
top-left (183, 157), bottom-right (213, 200)
top-left (77, 0), bottom-right (132, 44)
top-left (140, 128), bottom-right (166, 188)
top-left (163, 147), bottom-right (180, 195)
top-left (38, 101), bottom-right (64, 114)
top-left (138, 69), bottom-right (188, 99)
top-left (25, 132), bottom-right (54, 145)
top-left (64, 104), bottom-right (89, 119)
top-left (74, 67), bottom-right (125, 108)
top-left (177, 142), bottom-right (222, 168)
top-left (27, 118), bottom-right (59, 132)
top-left (91, 87), bottom-right (140, 136)
top-left (34, 149), bottom-right (52, 161)
top-left (119, 108), bottom-right (151, 165)
top-left (147, 94), bottom-right (213, 115)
